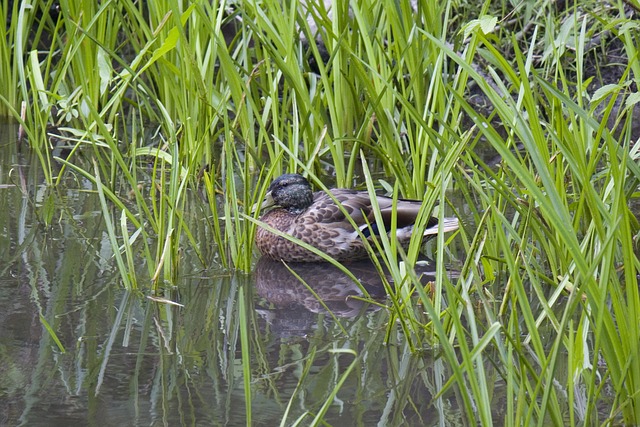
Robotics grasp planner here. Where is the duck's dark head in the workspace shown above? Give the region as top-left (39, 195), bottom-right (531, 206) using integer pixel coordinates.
top-left (261, 174), bottom-right (314, 214)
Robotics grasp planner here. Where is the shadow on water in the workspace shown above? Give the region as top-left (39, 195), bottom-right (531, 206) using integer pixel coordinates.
top-left (253, 256), bottom-right (458, 337)
top-left (254, 257), bottom-right (388, 334)
top-left (0, 123), bottom-right (500, 426)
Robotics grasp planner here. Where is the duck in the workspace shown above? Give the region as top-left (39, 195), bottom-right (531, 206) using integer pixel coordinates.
top-left (255, 174), bottom-right (459, 262)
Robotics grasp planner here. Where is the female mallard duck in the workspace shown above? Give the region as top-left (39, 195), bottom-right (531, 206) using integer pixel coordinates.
top-left (255, 174), bottom-right (459, 262)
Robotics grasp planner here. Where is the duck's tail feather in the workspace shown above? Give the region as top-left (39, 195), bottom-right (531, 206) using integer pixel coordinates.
top-left (423, 217), bottom-right (459, 236)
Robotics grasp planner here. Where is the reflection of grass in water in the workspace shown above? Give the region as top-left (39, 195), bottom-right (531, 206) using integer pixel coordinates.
top-left (2, 0), bottom-right (640, 424)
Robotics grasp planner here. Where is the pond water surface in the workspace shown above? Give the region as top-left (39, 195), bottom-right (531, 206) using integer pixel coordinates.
top-left (0, 123), bottom-right (505, 426)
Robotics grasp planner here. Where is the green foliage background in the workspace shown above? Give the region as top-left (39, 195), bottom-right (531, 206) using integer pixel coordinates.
top-left (2, 0), bottom-right (640, 424)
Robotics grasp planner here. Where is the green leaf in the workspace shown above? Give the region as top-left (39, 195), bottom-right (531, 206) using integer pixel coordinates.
top-left (591, 83), bottom-right (622, 104)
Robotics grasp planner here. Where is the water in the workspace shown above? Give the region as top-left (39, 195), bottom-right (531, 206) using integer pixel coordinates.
top-left (0, 123), bottom-right (496, 426)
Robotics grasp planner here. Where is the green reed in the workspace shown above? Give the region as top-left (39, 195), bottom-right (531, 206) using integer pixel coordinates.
top-left (3, 0), bottom-right (640, 424)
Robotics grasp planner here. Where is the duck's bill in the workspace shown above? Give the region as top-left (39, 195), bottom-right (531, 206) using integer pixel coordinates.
top-left (251, 191), bottom-right (275, 214)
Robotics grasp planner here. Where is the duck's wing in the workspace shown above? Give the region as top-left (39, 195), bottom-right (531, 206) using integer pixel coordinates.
top-left (306, 189), bottom-right (459, 238)
top-left (304, 189), bottom-right (370, 228)
top-left (310, 189), bottom-right (435, 229)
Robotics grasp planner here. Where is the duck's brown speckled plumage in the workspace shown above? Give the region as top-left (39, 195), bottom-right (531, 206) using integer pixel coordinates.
top-left (256, 174), bottom-right (459, 262)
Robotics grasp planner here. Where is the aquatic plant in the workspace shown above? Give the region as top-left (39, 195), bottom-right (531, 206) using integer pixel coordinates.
top-left (2, 0), bottom-right (640, 424)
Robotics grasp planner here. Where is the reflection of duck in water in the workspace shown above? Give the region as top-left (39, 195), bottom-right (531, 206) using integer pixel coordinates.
top-left (254, 256), bottom-right (458, 319)
top-left (256, 174), bottom-right (459, 262)
top-left (254, 257), bottom-right (385, 319)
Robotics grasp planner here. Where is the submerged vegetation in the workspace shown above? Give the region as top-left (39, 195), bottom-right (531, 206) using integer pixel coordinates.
top-left (2, 0), bottom-right (640, 424)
